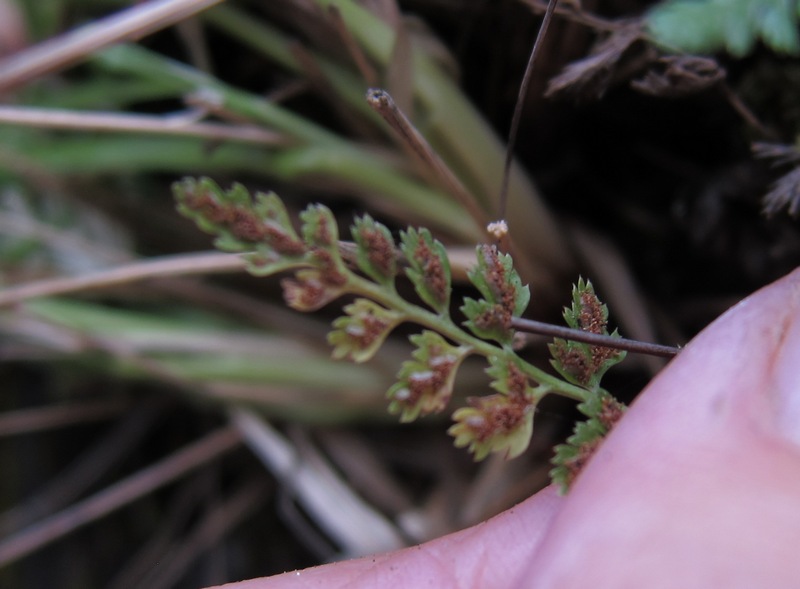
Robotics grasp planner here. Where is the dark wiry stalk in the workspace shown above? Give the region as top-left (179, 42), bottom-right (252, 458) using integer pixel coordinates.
top-left (512, 316), bottom-right (680, 357)
top-left (498, 0), bottom-right (560, 220)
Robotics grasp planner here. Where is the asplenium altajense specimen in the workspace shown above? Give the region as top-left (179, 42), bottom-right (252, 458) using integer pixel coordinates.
top-left (174, 177), bottom-right (628, 492)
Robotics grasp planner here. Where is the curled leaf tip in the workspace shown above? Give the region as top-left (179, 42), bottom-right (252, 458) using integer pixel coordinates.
top-left (352, 215), bottom-right (398, 285)
top-left (549, 279), bottom-right (626, 390)
top-left (400, 228), bottom-right (452, 314)
top-left (173, 177), bottom-right (307, 275)
top-left (462, 244), bottom-right (530, 344)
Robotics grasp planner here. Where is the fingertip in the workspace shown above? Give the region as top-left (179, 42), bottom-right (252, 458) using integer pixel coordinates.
top-left (516, 269), bottom-right (800, 588)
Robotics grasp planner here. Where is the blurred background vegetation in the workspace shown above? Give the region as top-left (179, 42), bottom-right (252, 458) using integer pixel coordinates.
top-left (0, 0), bottom-right (798, 586)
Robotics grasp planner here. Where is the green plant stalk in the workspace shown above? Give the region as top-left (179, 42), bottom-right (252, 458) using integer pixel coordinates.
top-left (340, 272), bottom-right (591, 402)
top-left (172, 173), bottom-right (589, 403)
top-left (17, 297), bottom-right (389, 395)
top-left (160, 354), bottom-right (385, 390)
top-left (92, 44), bottom-right (482, 241)
top-left (267, 147), bottom-right (481, 240)
top-left (95, 44), bottom-right (341, 146)
top-left (6, 135), bottom-right (270, 174)
top-left (1, 128), bottom-right (479, 241)
top-left (22, 75), bottom-right (182, 110)
top-left (182, 239), bottom-right (588, 401)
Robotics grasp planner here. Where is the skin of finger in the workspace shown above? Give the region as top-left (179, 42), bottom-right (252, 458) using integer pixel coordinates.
top-left (209, 485), bottom-right (563, 589)
top-left (212, 269), bottom-right (800, 589)
top-left (518, 268), bottom-right (800, 588)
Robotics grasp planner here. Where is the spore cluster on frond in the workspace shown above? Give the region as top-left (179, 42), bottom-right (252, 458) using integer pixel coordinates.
top-left (174, 177), bottom-right (629, 492)
top-left (547, 279), bottom-right (628, 493)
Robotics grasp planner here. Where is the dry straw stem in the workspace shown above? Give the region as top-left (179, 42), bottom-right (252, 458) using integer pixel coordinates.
top-left (0, 0), bottom-right (225, 91)
top-left (230, 408), bottom-right (406, 557)
top-left (0, 251), bottom-right (245, 308)
top-left (0, 398), bottom-right (131, 436)
top-left (0, 239), bottom-right (677, 358)
top-left (0, 105), bottom-right (289, 146)
top-left (0, 242), bottom-right (482, 310)
top-left (0, 426), bottom-right (241, 568)
top-left (0, 405), bottom-right (162, 537)
top-left (123, 478), bottom-right (268, 589)
top-left (366, 88), bottom-right (492, 233)
top-left (0, 0), bottom-right (568, 292)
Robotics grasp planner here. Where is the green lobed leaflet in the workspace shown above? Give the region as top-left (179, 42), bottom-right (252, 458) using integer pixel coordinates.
top-left (173, 177), bottom-right (629, 491)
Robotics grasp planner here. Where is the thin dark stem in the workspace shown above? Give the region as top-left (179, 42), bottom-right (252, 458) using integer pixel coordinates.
top-left (498, 0), bottom-right (560, 220)
top-left (511, 317), bottom-right (680, 358)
